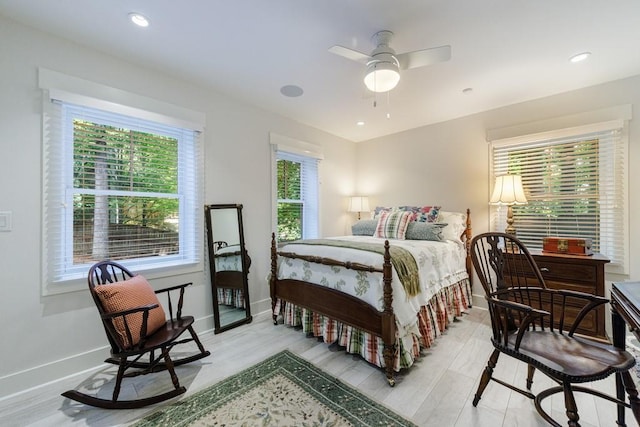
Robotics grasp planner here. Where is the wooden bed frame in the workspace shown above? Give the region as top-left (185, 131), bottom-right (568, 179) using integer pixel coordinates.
top-left (270, 208), bottom-right (473, 386)
top-left (213, 247), bottom-right (251, 290)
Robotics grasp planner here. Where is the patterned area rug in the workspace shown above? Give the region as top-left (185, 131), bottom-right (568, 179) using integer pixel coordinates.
top-left (133, 350), bottom-right (416, 427)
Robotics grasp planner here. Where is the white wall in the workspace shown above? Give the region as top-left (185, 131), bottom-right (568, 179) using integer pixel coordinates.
top-left (0, 16), bottom-right (356, 398)
top-left (356, 74), bottom-right (640, 303)
top-left (3, 12), bottom-right (640, 399)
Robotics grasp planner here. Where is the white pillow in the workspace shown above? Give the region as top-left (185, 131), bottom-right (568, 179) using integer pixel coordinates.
top-left (437, 211), bottom-right (467, 242)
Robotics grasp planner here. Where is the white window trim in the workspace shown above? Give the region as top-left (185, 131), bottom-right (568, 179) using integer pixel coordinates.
top-left (487, 106), bottom-right (630, 275)
top-left (38, 68), bottom-right (205, 131)
top-left (269, 132), bottom-right (323, 239)
top-left (269, 132), bottom-right (324, 160)
top-left (39, 69), bottom-right (206, 295)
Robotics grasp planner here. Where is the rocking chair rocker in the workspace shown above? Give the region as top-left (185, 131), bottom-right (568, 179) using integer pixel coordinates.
top-left (62, 261), bottom-right (211, 409)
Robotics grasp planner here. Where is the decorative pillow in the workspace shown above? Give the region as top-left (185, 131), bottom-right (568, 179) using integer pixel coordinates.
top-left (374, 210), bottom-right (412, 240)
top-left (373, 206), bottom-right (393, 219)
top-left (94, 275), bottom-right (166, 348)
top-left (437, 211), bottom-right (467, 242)
top-left (398, 205), bottom-right (441, 222)
top-left (374, 205), bottom-right (441, 222)
top-left (351, 219), bottom-right (378, 236)
top-left (405, 222), bottom-right (447, 241)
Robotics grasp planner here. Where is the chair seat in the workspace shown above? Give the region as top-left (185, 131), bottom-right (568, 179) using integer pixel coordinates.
top-left (505, 331), bottom-right (635, 381)
top-left (119, 315), bottom-right (195, 355)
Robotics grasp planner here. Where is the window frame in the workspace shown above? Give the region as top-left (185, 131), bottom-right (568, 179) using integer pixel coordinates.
top-left (39, 68), bottom-right (205, 295)
top-left (489, 118), bottom-right (629, 274)
top-left (270, 133), bottom-right (323, 242)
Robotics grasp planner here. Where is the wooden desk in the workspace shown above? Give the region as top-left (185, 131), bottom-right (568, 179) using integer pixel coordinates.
top-left (611, 282), bottom-right (640, 344)
top-left (610, 281), bottom-right (640, 426)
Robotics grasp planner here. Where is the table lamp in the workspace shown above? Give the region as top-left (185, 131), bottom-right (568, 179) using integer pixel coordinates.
top-left (348, 196), bottom-right (370, 220)
top-left (490, 175), bottom-right (527, 235)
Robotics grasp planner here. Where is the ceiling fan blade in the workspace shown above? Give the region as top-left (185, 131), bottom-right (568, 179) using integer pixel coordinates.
top-left (328, 45), bottom-right (370, 63)
top-left (397, 45), bottom-right (451, 70)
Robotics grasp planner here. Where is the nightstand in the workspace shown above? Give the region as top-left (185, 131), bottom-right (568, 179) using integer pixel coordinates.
top-left (503, 250), bottom-right (610, 340)
top-left (531, 251), bottom-right (610, 339)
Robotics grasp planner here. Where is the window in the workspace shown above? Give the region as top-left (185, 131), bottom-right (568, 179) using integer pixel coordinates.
top-left (490, 120), bottom-right (628, 273)
top-left (40, 70), bottom-right (204, 293)
top-left (270, 133), bottom-right (322, 242)
top-left (276, 152), bottom-right (319, 241)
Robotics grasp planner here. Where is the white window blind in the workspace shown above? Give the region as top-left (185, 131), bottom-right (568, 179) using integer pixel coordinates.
top-left (490, 121), bottom-right (627, 272)
top-left (275, 150), bottom-right (319, 241)
top-left (42, 96), bottom-right (204, 292)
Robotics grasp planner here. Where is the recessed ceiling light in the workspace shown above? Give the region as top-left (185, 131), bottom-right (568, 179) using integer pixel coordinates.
top-left (356, 121), bottom-right (365, 126)
top-left (569, 52), bottom-right (591, 63)
top-left (129, 13), bottom-right (149, 27)
top-left (280, 85), bottom-right (304, 97)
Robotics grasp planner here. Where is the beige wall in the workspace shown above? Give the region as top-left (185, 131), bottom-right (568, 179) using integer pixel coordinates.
top-left (0, 15), bottom-right (356, 397)
top-left (356, 74), bottom-right (640, 302)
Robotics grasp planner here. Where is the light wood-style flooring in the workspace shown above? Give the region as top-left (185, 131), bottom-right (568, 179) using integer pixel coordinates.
top-left (1, 308), bottom-right (638, 426)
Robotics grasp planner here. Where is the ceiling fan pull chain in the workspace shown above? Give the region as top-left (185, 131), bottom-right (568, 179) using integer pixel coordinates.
top-left (373, 84), bottom-right (378, 108)
top-left (386, 92), bottom-right (391, 119)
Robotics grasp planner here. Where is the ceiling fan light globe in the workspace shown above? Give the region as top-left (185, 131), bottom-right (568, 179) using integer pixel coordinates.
top-left (364, 64), bottom-right (400, 93)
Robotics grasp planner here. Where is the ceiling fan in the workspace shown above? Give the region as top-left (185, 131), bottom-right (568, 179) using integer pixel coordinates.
top-left (329, 30), bottom-right (451, 93)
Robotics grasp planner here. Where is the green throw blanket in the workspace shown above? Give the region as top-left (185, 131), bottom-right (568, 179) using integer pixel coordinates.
top-left (283, 239), bottom-right (420, 297)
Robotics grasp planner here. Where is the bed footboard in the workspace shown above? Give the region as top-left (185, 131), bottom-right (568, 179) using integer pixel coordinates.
top-left (270, 233), bottom-right (397, 386)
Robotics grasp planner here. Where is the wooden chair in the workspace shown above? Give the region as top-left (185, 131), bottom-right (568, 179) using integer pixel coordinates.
top-left (62, 261), bottom-right (211, 409)
top-left (470, 232), bottom-right (640, 427)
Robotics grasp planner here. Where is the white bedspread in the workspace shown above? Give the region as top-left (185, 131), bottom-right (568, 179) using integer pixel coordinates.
top-left (214, 244), bottom-right (243, 271)
top-left (277, 236), bottom-right (468, 330)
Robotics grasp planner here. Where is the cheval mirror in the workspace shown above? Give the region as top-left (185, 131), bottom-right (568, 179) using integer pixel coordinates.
top-left (205, 204), bottom-right (252, 333)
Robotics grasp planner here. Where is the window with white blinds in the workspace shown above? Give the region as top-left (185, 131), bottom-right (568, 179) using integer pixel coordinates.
top-left (490, 120), bottom-right (627, 272)
top-left (275, 150), bottom-right (319, 241)
top-left (42, 97), bottom-right (203, 291)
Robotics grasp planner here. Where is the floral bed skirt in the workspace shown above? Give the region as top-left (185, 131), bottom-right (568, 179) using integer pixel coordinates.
top-left (273, 278), bottom-right (471, 371)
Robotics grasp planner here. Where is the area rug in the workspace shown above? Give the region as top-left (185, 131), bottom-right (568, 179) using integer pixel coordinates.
top-left (133, 350), bottom-right (416, 427)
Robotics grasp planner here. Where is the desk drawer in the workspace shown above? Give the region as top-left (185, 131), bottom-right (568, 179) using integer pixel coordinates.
top-left (502, 251), bottom-right (609, 339)
top-left (535, 260), bottom-right (597, 284)
top-left (506, 291), bottom-right (603, 338)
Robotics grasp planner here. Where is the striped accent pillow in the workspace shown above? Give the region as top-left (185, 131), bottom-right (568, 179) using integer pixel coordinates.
top-left (374, 210), bottom-right (412, 240)
top-left (94, 275), bottom-right (166, 348)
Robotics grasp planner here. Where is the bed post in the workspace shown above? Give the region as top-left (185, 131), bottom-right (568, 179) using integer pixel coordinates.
top-left (465, 208), bottom-right (473, 290)
top-left (381, 239), bottom-right (396, 387)
top-left (270, 233), bottom-right (278, 325)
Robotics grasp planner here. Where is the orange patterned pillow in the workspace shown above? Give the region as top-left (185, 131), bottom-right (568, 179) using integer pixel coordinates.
top-left (94, 275), bottom-right (166, 348)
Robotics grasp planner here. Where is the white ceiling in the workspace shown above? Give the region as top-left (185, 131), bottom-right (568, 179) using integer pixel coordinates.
top-left (2, 1), bottom-right (640, 142)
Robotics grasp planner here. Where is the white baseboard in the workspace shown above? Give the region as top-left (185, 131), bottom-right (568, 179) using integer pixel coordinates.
top-left (472, 292), bottom-right (487, 309)
top-left (250, 297), bottom-right (272, 318)
top-left (0, 314), bottom-right (214, 401)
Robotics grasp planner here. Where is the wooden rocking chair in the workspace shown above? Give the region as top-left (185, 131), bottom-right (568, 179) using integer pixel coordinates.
top-left (470, 232), bottom-right (640, 427)
top-left (62, 261), bottom-right (211, 409)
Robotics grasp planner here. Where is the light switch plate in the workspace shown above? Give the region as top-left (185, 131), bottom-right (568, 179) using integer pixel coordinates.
top-left (0, 211), bottom-right (12, 231)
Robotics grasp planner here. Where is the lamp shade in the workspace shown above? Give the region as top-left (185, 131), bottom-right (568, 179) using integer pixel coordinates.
top-left (348, 196), bottom-right (370, 213)
top-left (490, 175), bottom-right (527, 205)
top-left (364, 56), bottom-right (400, 93)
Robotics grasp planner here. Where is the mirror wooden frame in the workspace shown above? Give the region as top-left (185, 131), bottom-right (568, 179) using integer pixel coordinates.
top-left (204, 203), bottom-right (252, 333)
